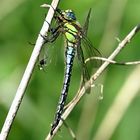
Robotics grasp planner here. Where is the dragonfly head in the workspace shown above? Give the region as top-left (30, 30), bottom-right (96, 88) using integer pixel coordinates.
top-left (61, 9), bottom-right (76, 21)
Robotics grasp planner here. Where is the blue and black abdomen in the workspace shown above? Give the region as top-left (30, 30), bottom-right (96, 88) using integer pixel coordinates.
top-left (51, 46), bottom-right (75, 135)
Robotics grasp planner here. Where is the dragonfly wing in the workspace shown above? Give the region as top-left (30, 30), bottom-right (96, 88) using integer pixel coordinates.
top-left (82, 8), bottom-right (102, 67)
top-left (82, 35), bottom-right (102, 67)
top-left (38, 18), bottom-right (62, 70)
top-left (77, 9), bottom-right (101, 92)
top-left (38, 45), bottom-right (49, 70)
top-left (77, 42), bottom-right (91, 93)
top-left (82, 8), bottom-right (92, 36)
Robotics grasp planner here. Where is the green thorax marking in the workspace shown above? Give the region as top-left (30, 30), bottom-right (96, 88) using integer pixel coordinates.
top-left (64, 22), bottom-right (78, 43)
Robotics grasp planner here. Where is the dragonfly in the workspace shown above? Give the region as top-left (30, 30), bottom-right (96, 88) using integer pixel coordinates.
top-left (40, 7), bottom-right (101, 135)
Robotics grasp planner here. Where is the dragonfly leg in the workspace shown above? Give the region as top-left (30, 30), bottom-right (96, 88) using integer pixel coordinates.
top-left (41, 3), bottom-right (65, 18)
top-left (44, 20), bottom-right (56, 34)
top-left (44, 19), bottom-right (51, 27)
top-left (39, 33), bottom-right (49, 43)
top-left (41, 4), bottom-right (62, 20)
top-left (40, 25), bottom-right (61, 44)
top-left (42, 3), bottom-right (63, 15)
top-left (28, 41), bottom-right (35, 46)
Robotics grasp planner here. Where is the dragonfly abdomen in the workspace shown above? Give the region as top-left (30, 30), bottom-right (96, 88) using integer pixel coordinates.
top-left (51, 46), bottom-right (75, 135)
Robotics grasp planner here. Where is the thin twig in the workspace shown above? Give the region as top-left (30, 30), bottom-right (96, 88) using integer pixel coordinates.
top-left (45, 24), bottom-right (140, 139)
top-left (0, 0), bottom-right (60, 140)
top-left (91, 24), bottom-right (140, 81)
top-left (85, 57), bottom-right (140, 65)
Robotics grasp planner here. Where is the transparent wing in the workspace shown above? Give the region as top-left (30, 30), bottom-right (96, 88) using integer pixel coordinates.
top-left (77, 9), bottom-right (102, 92)
top-left (77, 41), bottom-right (90, 87)
top-left (77, 36), bottom-right (102, 93)
top-left (81, 34), bottom-right (102, 67)
top-left (38, 16), bottom-right (61, 71)
top-left (38, 44), bottom-right (51, 71)
top-left (82, 8), bottom-right (102, 67)
top-left (82, 8), bottom-right (91, 36)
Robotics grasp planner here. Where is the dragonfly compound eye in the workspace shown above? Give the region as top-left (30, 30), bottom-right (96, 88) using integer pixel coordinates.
top-left (64, 9), bottom-right (76, 21)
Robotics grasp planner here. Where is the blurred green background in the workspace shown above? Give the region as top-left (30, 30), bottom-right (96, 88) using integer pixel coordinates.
top-left (0, 0), bottom-right (140, 140)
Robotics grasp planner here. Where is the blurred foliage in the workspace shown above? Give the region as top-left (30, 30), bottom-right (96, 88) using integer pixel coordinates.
top-left (0, 0), bottom-right (140, 140)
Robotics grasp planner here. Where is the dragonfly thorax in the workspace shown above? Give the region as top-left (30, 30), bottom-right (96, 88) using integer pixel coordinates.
top-left (64, 22), bottom-right (80, 44)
